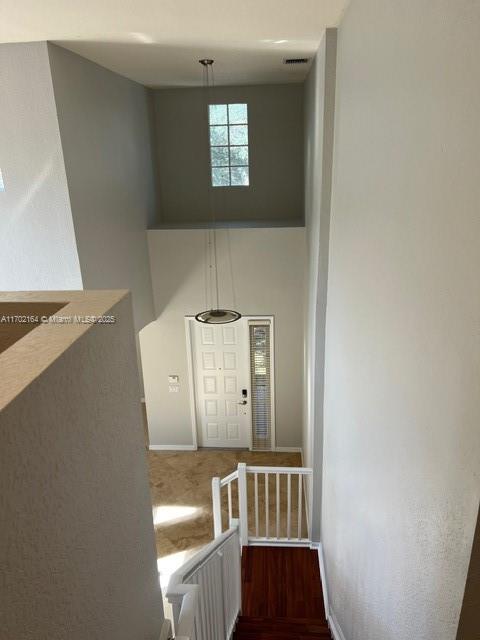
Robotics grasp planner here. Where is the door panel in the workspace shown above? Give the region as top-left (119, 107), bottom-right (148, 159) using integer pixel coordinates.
top-left (192, 320), bottom-right (250, 448)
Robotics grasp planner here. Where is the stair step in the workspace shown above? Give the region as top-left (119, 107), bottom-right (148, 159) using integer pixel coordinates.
top-left (234, 633), bottom-right (331, 640)
top-left (238, 616), bottom-right (327, 626)
top-left (237, 623), bottom-right (330, 634)
top-left (234, 616), bottom-right (331, 639)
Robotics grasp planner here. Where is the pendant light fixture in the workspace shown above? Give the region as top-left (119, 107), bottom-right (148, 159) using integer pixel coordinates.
top-left (195, 58), bottom-right (241, 325)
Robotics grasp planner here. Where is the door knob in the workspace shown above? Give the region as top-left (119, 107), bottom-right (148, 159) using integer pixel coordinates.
top-left (238, 400), bottom-right (247, 405)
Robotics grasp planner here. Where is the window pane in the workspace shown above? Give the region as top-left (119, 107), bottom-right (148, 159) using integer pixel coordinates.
top-left (231, 166), bottom-right (249, 186)
top-left (212, 167), bottom-right (230, 187)
top-left (228, 103), bottom-right (248, 124)
top-left (211, 146), bottom-right (229, 167)
top-left (229, 125), bottom-right (248, 145)
top-left (230, 145), bottom-right (248, 166)
top-left (209, 104), bottom-right (227, 125)
top-left (210, 125), bottom-right (228, 146)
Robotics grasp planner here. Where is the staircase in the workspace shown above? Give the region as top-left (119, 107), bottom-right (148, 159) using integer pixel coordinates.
top-left (166, 464), bottom-right (331, 640)
top-left (233, 546), bottom-right (331, 640)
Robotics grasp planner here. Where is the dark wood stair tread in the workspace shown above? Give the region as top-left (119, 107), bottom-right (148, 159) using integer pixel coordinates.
top-left (235, 632), bottom-right (331, 638)
top-left (237, 548), bottom-right (332, 639)
top-left (234, 615), bottom-right (331, 639)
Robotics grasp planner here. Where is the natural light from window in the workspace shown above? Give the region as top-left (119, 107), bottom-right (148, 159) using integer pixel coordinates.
top-left (152, 505), bottom-right (202, 526)
top-left (209, 103), bottom-right (249, 187)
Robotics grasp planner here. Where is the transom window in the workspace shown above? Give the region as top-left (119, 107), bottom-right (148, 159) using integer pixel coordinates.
top-left (209, 103), bottom-right (249, 187)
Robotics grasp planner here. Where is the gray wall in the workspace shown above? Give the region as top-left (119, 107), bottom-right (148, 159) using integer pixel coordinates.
top-left (140, 228), bottom-right (305, 448)
top-left (0, 42), bottom-right (82, 290)
top-left (47, 44), bottom-right (156, 339)
top-left (322, 1), bottom-right (480, 639)
top-left (153, 84), bottom-right (304, 225)
top-left (0, 294), bottom-right (164, 640)
top-left (302, 30), bottom-right (337, 543)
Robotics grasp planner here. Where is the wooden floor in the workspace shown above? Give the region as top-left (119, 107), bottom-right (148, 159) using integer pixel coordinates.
top-left (234, 547), bottom-right (331, 639)
top-left (242, 547), bottom-right (325, 618)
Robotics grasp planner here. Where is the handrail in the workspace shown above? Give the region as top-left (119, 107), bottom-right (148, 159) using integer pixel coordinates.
top-left (220, 470), bottom-right (238, 486)
top-left (213, 463), bottom-right (314, 545)
top-left (167, 525), bottom-right (239, 589)
top-left (166, 525), bottom-right (241, 639)
top-left (218, 466), bottom-right (313, 480)
top-left (245, 465), bottom-right (312, 475)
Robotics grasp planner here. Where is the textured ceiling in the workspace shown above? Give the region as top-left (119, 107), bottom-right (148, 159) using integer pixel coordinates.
top-left (0, 0), bottom-right (349, 86)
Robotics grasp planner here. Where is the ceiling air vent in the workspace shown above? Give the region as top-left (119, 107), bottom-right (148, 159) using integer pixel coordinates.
top-left (284, 57), bottom-right (309, 65)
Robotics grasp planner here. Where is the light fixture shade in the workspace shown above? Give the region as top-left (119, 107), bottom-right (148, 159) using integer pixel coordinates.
top-left (195, 309), bottom-right (242, 324)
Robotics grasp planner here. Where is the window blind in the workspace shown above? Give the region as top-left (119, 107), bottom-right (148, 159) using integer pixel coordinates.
top-left (249, 321), bottom-right (272, 450)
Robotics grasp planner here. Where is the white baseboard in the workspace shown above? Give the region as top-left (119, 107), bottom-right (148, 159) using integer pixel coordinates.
top-left (275, 447), bottom-right (303, 453)
top-left (329, 609), bottom-right (347, 640)
top-left (314, 543), bottom-right (347, 640)
top-left (158, 618), bottom-right (172, 640)
top-left (149, 444), bottom-right (196, 451)
top-left (315, 543), bottom-right (329, 619)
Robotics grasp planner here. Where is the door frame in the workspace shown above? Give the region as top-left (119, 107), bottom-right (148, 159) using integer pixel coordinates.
top-left (184, 315), bottom-right (276, 451)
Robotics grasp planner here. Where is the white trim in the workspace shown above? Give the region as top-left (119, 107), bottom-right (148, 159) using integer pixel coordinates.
top-left (314, 543), bottom-right (329, 619)
top-left (312, 544), bottom-right (348, 640)
top-left (247, 315), bottom-right (276, 450)
top-left (329, 609), bottom-right (347, 640)
top-left (248, 538), bottom-right (311, 547)
top-left (149, 444), bottom-right (196, 451)
top-left (243, 321), bottom-right (254, 451)
top-left (274, 447), bottom-right (303, 453)
top-left (184, 317), bottom-right (199, 450)
top-left (158, 619), bottom-right (172, 640)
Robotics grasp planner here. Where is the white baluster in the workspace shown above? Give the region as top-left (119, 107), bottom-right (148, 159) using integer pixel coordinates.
top-left (276, 472), bottom-right (280, 539)
top-left (297, 473), bottom-right (303, 539)
top-left (237, 462), bottom-right (249, 546)
top-left (227, 482), bottom-right (233, 526)
top-left (196, 574), bottom-right (206, 640)
top-left (265, 473), bottom-right (269, 538)
top-left (308, 472), bottom-right (313, 541)
top-left (216, 551), bottom-right (227, 639)
top-left (287, 473), bottom-right (291, 539)
top-left (212, 477), bottom-right (222, 538)
top-left (254, 473), bottom-right (259, 537)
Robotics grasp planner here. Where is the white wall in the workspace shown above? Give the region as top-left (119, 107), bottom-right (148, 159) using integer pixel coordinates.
top-left (322, 2), bottom-right (480, 640)
top-left (47, 44), bottom-right (156, 338)
top-left (0, 293), bottom-right (164, 639)
top-left (303, 29), bottom-right (337, 542)
top-left (0, 42), bottom-right (82, 290)
top-left (141, 227), bottom-right (304, 448)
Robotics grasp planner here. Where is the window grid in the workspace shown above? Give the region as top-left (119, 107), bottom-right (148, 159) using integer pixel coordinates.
top-left (209, 103), bottom-right (249, 187)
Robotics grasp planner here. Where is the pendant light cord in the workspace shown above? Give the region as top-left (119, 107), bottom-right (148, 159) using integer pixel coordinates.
top-left (203, 60), bottom-right (220, 310)
top-left (195, 58), bottom-right (241, 324)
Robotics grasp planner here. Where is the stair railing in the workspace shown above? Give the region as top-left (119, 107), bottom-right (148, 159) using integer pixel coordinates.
top-left (212, 462), bottom-right (313, 546)
top-left (166, 524), bottom-right (241, 640)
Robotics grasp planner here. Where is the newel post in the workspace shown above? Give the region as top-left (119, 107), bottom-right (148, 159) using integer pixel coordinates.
top-left (237, 462), bottom-right (249, 547)
top-left (212, 476), bottom-right (222, 538)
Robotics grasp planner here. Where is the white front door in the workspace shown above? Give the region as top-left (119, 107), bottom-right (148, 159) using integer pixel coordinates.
top-left (191, 320), bottom-right (250, 448)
